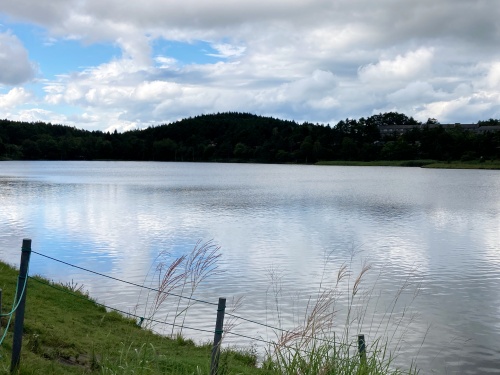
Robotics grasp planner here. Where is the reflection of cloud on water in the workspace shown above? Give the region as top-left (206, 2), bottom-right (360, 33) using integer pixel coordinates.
top-left (427, 207), bottom-right (475, 232)
top-left (473, 209), bottom-right (500, 267)
top-left (367, 235), bottom-right (430, 275)
top-left (3, 162), bottom-right (500, 374)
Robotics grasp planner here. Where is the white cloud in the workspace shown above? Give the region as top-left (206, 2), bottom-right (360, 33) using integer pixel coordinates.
top-left (484, 62), bottom-right (500, 89)
top-left (208, 43), bottom-right (246, 58)
top-left (2, 0), bottom-right (500, 129)
top-left (132, 81), bottom-right (182, 101)
top-left (0, 87), bottom-right (32, 109)
top-left (154, 56), bottom-right (178, 69)
top-left (387, 81), bottom-right (439, 105)
top-left (359, 48), bottom-right (434, 84)
top-left (14, 108), bottom-right (67, 124)
top-left (0, 31), bottom-right (36, 85)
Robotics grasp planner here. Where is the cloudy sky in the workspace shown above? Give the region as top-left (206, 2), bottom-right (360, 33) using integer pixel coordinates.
top-left (0, 0), bottom-right (500, 132)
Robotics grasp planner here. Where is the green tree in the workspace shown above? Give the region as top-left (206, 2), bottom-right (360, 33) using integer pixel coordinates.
top-left (381, 140), bottom-right (416, 160)
top-left (478, 118), bottom-right (500, 126)
top-left (340, 137), bottom-right (358, 160)
top-left (0, 137), bottom-right (5, 156)
top-left (153, 138), bottom-right (177, 161)
top-left (300, 136), bottom-right (314, 162)
top-left (36, 135), bottom-right (60, 159)
top-left (22, 139), bottom-right (41, 159)
top-left (233, 142), bottom-right (250, 159)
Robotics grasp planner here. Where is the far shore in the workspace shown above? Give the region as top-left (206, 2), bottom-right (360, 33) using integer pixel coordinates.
top-left (316, 159), bottom-right (500, 170)
top-left (2, 157), bottom-right (500, 170)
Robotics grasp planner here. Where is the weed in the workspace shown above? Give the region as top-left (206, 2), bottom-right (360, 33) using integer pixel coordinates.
top-left (262, 257), bottom-right (422, 375)
top-left (139, 240), bottom-right (222, 335)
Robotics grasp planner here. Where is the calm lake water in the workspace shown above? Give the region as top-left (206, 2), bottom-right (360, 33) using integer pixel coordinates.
top-left (1, 161), bottom-right (499, 374)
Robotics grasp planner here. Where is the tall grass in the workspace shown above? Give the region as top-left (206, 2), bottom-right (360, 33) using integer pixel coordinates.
top-left (114, 241), bottom-right (422, 374)
top-left (140, 240), bottom-right (222, 335)
top-left (262, 256), bottom-right (423, 375)
top-left (26, 239), bottom-right (421, 375)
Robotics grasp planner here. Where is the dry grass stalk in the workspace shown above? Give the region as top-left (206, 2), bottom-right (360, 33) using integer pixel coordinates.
top-left (265, 258), bottom-right (422, 375)
top-left (222, 296), bottom-right (245, 341)
top-left (141, 240), bottom-right (222, 333)
top-left (175, 240), bottom-right (222, 335)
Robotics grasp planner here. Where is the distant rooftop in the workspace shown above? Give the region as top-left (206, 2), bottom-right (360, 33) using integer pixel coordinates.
top-left (378, 123), bottom-right (500, 134)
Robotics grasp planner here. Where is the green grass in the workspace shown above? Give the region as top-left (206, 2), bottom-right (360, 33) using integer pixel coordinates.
top-left (316, 159), bottom-right (500, 169)
top-left (421, 160), bottom-right (500, 169)
top-left (0, 262), bottom-right (260, 375)
top-left (0, 258), bottom-right (421, 375)
top-left (315, 160), bottom-right (437, 167)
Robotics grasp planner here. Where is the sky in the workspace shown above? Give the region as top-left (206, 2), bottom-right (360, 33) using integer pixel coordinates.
top-left (0, 0), bottom-right (500, 133)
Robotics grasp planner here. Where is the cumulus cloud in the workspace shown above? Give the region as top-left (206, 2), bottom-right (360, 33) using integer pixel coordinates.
top-left (0, 87), bottom-right (32, 109)
top-left (0, 31), bottom-right (36, 85)
top-left (358, 48), bottom-right (434, 84)
top-left (1, 0), bottom-right (500, 129)
top-left (12, 108), bottom-right (67, 124)
top-left (208, 43), bottom-right (246, 58)
top-left (484, 62), bottom-right (500, 88)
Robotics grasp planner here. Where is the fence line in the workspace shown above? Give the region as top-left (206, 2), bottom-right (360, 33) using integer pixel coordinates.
top-left (4, 241), bottom-right (372, 375)
top-left (225, 311), bottom-right (358, 349)
top-left (28, 277), bottom-right (356, 359)
top-left (30, 249), bottom-right (361, 352)
top-left (31, 250), bottom-right (218, 306)
top-left (28, 277), bottom-right (215, 336)
top-left (27, 276), bottom-right (297, 354)
top-left (11, 238), bottom-right (31, 373)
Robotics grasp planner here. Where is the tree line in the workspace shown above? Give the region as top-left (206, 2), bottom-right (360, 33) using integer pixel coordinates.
top-left (1, 112), bottom-right (499, 163)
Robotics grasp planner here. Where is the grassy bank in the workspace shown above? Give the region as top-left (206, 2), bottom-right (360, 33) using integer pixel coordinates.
top-left (421, 160), bottom-right (500, 169)
top-left (316, 159), bottom-right (500, 169)
top-left (0, 258), bottom-right (421, 375)
top-left (0, 261), bottom-right (260, 375)
top-left (316, 160), bottom-right (437, 167)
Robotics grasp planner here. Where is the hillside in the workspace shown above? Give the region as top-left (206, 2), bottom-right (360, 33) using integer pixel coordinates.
top-left (1, 112), bottom-right (500, 163)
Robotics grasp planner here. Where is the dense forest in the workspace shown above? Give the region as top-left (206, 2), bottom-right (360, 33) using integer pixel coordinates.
top-left (1, 112), bottom-right (500, 163)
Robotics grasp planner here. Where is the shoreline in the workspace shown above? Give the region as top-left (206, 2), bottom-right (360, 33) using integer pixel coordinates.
top-left (3, 158), bottom-right (500, 170)
top-left (316, 159), bottom-right (500, 169)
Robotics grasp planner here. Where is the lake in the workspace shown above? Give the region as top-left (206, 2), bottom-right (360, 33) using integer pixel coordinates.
top-left (1, 161), bottom-right (499, 374)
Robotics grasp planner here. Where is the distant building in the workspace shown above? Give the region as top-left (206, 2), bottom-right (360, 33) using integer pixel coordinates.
top-left (476, 125), bottom-right (500, 133)
top-left (378, 125), bottom-right (417, 135)
top-left (378, 123), bottom-right (500, 135)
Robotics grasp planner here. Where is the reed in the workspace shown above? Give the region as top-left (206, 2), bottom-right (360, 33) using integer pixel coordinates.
top-left (139, 240), bottom-right (222, 335)
top-left (262, 258), bottom-right (422, 375)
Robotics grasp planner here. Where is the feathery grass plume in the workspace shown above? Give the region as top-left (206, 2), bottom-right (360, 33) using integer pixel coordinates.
top-left (175, 239), bottom-right (222, 336)
top-left (140, 240), bottom-right (222, 334)
top-left (222, 296), bottom-right (246, 341)
top-left (143, 252), bottom-right (187, 328)
top-left (264, 258), bottom-right (422, 375)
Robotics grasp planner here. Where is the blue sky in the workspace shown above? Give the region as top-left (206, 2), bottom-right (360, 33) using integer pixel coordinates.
top-left (1, 0), bottom-right (500, 132)
top-left (7, 24), bottom-right (120, 78)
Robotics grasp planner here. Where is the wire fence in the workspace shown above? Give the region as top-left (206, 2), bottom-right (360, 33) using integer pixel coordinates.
top-left (27, 249), bottom-right (360, 353)
top-left (27, 277), bottom-right (216, 336)
top-left (2, 244), bottom-right (367, 372)
top-left (31, 250), bottom-right (218, 306)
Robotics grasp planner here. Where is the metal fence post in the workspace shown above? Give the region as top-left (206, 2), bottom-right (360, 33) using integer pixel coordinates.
top-left (358, 334), bottom-right (367, 364)
top-left (10, 239), bottom-right (32, 374)
top-left (210, 297), bottom-right (226, 375)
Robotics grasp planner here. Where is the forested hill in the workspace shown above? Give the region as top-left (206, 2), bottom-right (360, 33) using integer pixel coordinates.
top-left (1, 112), bottom-right (500, 163)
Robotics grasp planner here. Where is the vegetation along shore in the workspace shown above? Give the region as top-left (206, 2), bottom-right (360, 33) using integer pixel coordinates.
top-left (0, 260), bottom-right (260, 375)
top-left (1, 112), bottom-right (500, 168)
top-left (0, 254), bottom-right (421, 374)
